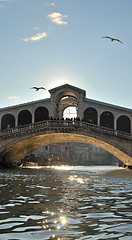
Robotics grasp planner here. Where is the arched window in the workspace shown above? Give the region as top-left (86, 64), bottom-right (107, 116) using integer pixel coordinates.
top-left (18, 110), bottom-right (32, 126)
top-left (35, 106), bottom-right (49, 122)
top-left (100, 111), bottom-right (114, 129)
top-left (1, 114), bottom-right (15, 130)
top-left (83, 107), bottom-right (97, 124)
top-left (117, 115), bottom-right (131, 133)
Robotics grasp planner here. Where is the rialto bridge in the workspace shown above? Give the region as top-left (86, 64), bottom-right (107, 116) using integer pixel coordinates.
top-left (0, 84), bottom-right (132, 168)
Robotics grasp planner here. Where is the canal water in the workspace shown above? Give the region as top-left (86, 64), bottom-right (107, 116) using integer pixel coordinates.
top-left (0, 165), bottom-right (132, 240)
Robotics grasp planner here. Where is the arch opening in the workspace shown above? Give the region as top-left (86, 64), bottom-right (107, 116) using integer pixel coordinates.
top-left (2, 133), bottom-right (132, 167)
top-left (100, 111), bottom-right (114, 129)
top-left (18, 110), bottom-right (32, 126)
top-left (1, 114), bottom-right (15, 130)
top-left (83, 107), bottom-right (97, 124)
top-left (63, 106), bottom-right (77, 119)
top-left (57, 91), bottom-right (78, 119)
top-left (35, 107), bottom-right (49, 122)
top-left (117, 115), bottom-right (131, 133)
top-left (26, 142), bottom-right (118, 167)
top-left (56, 90), bottom-right (77, 103)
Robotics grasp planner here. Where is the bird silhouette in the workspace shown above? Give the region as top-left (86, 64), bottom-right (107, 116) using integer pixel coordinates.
top-left (31, 87), bottom-right (46, 91)
top-left (102, 36), bottom-right (123, 44)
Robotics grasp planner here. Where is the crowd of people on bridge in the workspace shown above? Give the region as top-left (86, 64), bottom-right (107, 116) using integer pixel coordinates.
top-left (48, 116), bottom-right (93, 124)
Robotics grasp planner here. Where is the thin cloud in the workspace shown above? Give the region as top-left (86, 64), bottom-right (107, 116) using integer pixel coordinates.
top-left (7, 96), bottom-right (20, 100)
top-left (44, 2), bottom-right (56, 7)
top-left (48, 12), bottom-right (62, 18)
top-left (23, 32), bottom-right (47, 42)
top-left (32, 26), bottom-right (39, 31)
top-left (52, 17), bottom-right (67, 25)
top-left (47, 12), bottom-right (68, 25)
top-left (51, 2), bottom-right (55, 6)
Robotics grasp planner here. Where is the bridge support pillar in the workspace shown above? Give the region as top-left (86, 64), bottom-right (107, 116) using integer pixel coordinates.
top-left (32, 112), bottom-right (35, 124)
top-left (114, 118), bottom-right (117, 130)
top-left (97, 113), bottom-right (100, 126)
top-left (49, 97), bottom-right (57, 118)
top-left (77, 101), bottom-right (83, 120)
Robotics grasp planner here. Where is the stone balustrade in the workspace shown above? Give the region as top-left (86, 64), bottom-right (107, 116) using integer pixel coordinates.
top-left (0, 120), bottom-right (131, 140)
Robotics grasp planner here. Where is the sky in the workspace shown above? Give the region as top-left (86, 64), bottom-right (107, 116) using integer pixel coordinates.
top-left (0, 0), bottom-right (132, 109)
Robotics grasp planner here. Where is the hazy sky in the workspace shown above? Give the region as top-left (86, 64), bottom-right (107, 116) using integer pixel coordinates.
top-left (0, 0), bottom-right (132, 109)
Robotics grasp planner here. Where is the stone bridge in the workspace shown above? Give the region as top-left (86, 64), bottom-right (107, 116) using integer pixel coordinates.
top-left (0, 120), bottom-right (132, 168)
top-left (0, 83), bottom-right (132, 168)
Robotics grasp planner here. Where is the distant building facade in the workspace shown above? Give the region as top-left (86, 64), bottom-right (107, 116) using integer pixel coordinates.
top-left (30, 142), bottom-right (118, 166)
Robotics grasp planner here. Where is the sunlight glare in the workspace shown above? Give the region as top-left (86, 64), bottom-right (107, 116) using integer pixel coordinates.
top-left (56, 225), bottom-right (61, 230)
top-left (60, 216), bottom-right (67, 225)
top-left (63, 106), bottom-right (77, 119)
top-left (49, 165), bottom-right (72, 170)
top-left (68, 175), bottom-right (84, 183)
top-left (47, 76), bottom-right (75, 90)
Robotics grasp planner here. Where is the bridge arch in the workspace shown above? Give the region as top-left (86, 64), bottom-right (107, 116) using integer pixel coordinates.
top-left (56, 91), bottom-right (78, 119)
top-left (83, 107), bottom-right (97, 124)
top-left (18, 110), bottom-right (32, 126)
top-left (2, 131), bottom-right (132, 168)
top-left (117, 115), bottom-right (131, 133)
top-left (100, 111), bottom-right (114, 129)
top-left (1, 113), bottom-right (15, 130)
top-left (34, 106), bottom-right (49, 122)
top-left (56, 90), bottom-right (77, 103)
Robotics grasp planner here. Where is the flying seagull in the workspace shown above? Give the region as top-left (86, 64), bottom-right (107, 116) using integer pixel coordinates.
top-left (31, 87), bottom-right (46, 91)
top-left (102, 36), bottom-right (123, 44)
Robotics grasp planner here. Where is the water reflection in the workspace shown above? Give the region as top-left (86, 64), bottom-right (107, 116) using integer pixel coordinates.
top-left (0, 166), bottom-right (132, 240)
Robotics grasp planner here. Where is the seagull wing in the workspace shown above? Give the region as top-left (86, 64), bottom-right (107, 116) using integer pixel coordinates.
top-left (30, 86), bottom-right (46, 91)
top-left (102, 36), bottom-right (123, 44)
top-left (102, 36), bottom-right (112, 40)
top-left (31, 87), bottom-right (38, 90)
top-left (39, 87), bottom-right (46, 90)
top-left (114, 38), bottom-right (123, 44)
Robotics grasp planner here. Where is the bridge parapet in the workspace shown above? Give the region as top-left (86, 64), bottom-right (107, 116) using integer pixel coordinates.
top-left (0, 120), bottom-right (131, 140)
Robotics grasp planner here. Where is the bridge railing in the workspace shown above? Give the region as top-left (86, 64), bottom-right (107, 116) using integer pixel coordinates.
top-left (0, 120), bottom-right (131, 140)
